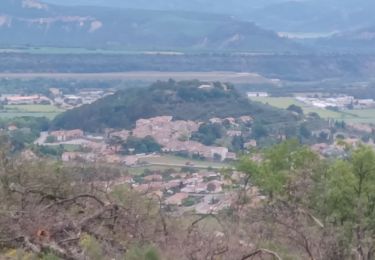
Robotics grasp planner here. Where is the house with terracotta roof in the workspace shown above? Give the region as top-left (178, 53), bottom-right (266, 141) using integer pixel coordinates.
top-left (50, 129), bottom-right (84, 142)
top-left (5, 95), bottom-right (51, 105)
top-left (165, 193), bottom-right (189, 206)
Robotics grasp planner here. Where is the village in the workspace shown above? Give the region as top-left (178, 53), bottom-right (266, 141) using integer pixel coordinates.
top-left (29, 114), bottom-right (258, 213)
top-left (29, 111), bottom-right (375, 213)
top-left (3, 86), bottom-right (375, 214)
top-left (35, 115), bottom-right (253, 165)
top-left (296, 95), bottom-right (375, 110)
top-left (111, 168), bottom-right (249, 215)
top-left (0, 87), bottom-right (113, 109)
top-left (247, 92), bottom-right (375, 110)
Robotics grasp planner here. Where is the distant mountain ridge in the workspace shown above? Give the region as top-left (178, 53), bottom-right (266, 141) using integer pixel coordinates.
top-left (43, 0), bottom-right (375, 34)
top-left (316, 26), bottom-right (375, 52)
top-left (251, 0), bottom-right (375, 33)
top-left (0, 0), bottom-right (300, 52)
top-left (42, 0), bottom-right (284, 11)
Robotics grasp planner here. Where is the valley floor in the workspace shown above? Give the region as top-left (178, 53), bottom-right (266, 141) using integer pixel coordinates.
top-left (0, 71), bottom-right (276, 84)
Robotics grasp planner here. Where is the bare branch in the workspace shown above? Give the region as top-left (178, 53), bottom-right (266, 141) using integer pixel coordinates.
top-left (241, 248), bottom-right (283, 260)
top-left (43, 194), bottom-right (106, 211)
top-left (79, 204), bottom-right (116, 227)
top-left (0, 236), bottom-right (26, 247)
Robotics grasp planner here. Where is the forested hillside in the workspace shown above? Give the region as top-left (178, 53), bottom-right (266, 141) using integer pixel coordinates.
top-left (2, 52), bottom-right (375, 81)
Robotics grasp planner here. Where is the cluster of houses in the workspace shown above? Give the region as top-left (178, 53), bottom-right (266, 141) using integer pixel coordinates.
top-left (130, 169), bottom-right (240, 214)
top-left (131, 116), bottom-right (238, 161)
top-left (50, 88), bottom-right (114, 109)
top-left (50, 129), bottom-right (84, 142)
top-left (38, 114), bottom-right (259, 166)
top-left (42, 114), bottom-right (375, 168)
top-left (247, 92), bottom-right (269, 98)
top-left (84, 167), bottom-right (248, 214)
top-left (19, 113), bottom-right (255, 214)
top-left (296, 95), bottom-right (375, 110)
top-left (311, 135), bottom-right (375, 158)
top-left (0, 88), bottom-right (113, 110)
top-left (0, 94), bottom-right (52, 105)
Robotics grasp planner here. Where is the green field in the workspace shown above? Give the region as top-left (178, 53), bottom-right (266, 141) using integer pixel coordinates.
top-left (127, 165), bottom-right (181, 176)
top-left (345, 109), bottom-right (375, 124)
top-left (0, 105), bottom-right (64, 119)
top-left (251, 97), bottom-right (375, 124)
top-left (0, 47), bottom-right (134, 55)
top-left (141, 155), bottom-right (230, 169)
top-left (124, 155), bottom-right (231, 175)
top-left (0, 47), bottom-right (185, 55)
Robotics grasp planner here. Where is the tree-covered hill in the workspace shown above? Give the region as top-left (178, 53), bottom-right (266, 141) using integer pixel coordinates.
top-left (52, 80), bottom-right (296, 132)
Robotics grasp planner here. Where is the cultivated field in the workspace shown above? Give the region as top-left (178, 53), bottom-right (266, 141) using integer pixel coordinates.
top-left (252, 97), bottom-right (375, 124)
top-left (0, 105), bottom-right (64, 119)
top-left (0, 47), bottom-right (185, 55)
top-left (0, 71), bottom-right (277, 84)
top-left (140, 155), bottom-right (230, 169)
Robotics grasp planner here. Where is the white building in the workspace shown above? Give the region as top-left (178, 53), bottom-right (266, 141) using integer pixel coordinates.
top-left (247, 92), bottom-right (269, 98)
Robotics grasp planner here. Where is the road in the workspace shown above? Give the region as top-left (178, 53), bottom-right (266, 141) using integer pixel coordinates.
top-left (34, 131), bottom-right (48, 145)
top-left (34, 133), bottom-right (95, 146)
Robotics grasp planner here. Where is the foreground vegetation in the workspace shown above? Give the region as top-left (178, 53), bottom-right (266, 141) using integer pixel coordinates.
top-left (0, 138), bottom-right (375, 259)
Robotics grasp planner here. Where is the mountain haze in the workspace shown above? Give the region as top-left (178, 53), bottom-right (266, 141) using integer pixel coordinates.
top-left (317, 26), bottom-right (375, 52)
top-left (43, 0), bottom-right (375, 34)
top-left (0, 0), bottom-right (299, 52)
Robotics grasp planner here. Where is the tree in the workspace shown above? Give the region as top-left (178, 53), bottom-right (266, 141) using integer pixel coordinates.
top-left (287, 104), bottom-right (303, 115)
top-left (231, 135), bottom-right (244, 152)
top-left (107, 135), bottom-right (124, 151)
top-left (308, 112), bottom-right (320, 119)
top-left (191, 123), bottom-right (224, 146)
top-left (213, 153), bottom-right (222, 162)
top-left (299, 124), bottom-right (311, 139)
top-left (45, 135), bottom-right (57, 143)
top-left (251, 121), bottom-right (268, 140)
top-left (238, 139), bottom-right (319, 200)
top-left (318, 146), bottom-right (375, 259)
top-left (318, 131), bottom-right (329, 143)
top-left (122, 136), bottom-right (161, 154)
top-left (238, 142), bottom-right (375, 259)
top-left (284, 125), bottom-right (297, 138)
top-left (237, 140), bottom-right (327, 259)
